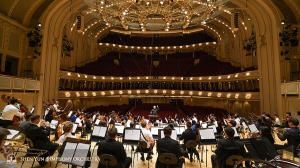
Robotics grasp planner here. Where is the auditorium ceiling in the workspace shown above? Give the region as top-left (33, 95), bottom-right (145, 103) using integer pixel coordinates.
top-left (0, 0), bottom-right (299, 33)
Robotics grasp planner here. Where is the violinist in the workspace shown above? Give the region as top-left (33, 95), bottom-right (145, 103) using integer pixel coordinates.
top-left (45, 104), bottom-right (55, 122)
top-left (207, 114), bottom-right (216, 126)
top-left (0, 98), bottom-right (24, 128)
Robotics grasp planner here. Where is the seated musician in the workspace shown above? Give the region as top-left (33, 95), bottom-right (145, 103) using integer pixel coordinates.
top-left (259, 126), bottom-right (274, 144)
top-left (273, 114), bottom-right (281, 127)
top-left (0, 98), bottom-right (24, 128)
top-left (179, 121), bottom-right (199, 162)
top-left (71, 111), bottom-right (77, 123)
top-left (19, 113), bottom-right (32, 134)
top-left (207, 114), bottom-right (216, 126)
top-left (44, 104), bottom-right (55, 123)
top-left (281, 112), bottom-right (292, 128)
top-left (156, 126), bottom-right (187, 168)
top-left (274, 118), bottom-right (300, 155)
top-left (58, 122), bottom-right (76, 146)
top-left (97, 127), bottom-right (132, 168)
top-left (211, 127), bottom-right (247, 168)
top-left (44, 104), bottom-right (53, 119)
top-left (53, 101), bottom-right (63, 113)
top-left (138, 120), bottom-right (154, 161)
top-left (75, 114), bottom-right (83, 127)
top-left (25, 114), bottom-right (59, 166)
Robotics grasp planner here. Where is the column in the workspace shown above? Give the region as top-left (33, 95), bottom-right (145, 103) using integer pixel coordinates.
top-left (1, 54), bottom-right (6, 72)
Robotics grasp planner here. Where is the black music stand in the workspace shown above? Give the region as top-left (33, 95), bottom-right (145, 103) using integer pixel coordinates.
top-left (148, 115), bottom-right (159, 123)
top-left (122, 128), bottom-right (141, 167)
top-left (90, 126), bottom-right (108, 156)
top-left (56, 137), bottom-right (91, 168)
top-left (199, 128), bottom-right (217, 167)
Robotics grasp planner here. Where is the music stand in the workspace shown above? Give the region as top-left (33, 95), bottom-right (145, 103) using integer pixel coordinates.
top-left (148, 115), bottom-right (159, 123)
top-left (56, 137), bottom-right (91, 168)
top-left (122, 128), bottom-right (141, 162)
top-left (199, 128), bottom-right (217, 167)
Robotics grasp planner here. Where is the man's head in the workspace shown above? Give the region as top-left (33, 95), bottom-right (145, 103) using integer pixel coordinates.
top-left (25, 113), bottom-right (33, 120)
top-left (55, 101), bottom-right (59, 104)
top-left (141, 120), bottom-right (147, 128)
top-left (63, 122), bottom-right (73, 133)
top-left (224, 127), bottom-right (235, 138)
top-left (9, 98), bottom-right (18, 105)
top-left (186, 121), bottom-right (192, 128)
top-left (48, 104), bottom-right (53, 109)
top-left (286, 112), bottom-right (291, 116)
top-left (153, 105), bottom-right (156, 109)
top-left (30, 114), bottom-right (41, 124)
top-left (130, 122), bottom-right (135, 128)
top-left (163, 126), bottom-right (172, 136)
top-left (17, 99), bottom-right (21, 103)
top-left (107, 127), bottom-right (117, 139)
top-left (288, 118), bottom-right (299, 127)
top-left (0, 128), bottom-right (11, 148)
top-left (274, 114), bottom-right (278, 118)
top-left (228, 120), bottom-right (236, 127)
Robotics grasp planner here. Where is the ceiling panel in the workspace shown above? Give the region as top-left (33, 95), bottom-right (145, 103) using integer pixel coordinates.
top-left (0, 0), bottom-right (15, 16)
top-left (10, 0), bottom-right (36, 23)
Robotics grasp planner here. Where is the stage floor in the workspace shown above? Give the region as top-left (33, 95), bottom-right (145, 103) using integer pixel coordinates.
top-left (13, 132), bottom-right (299, 168)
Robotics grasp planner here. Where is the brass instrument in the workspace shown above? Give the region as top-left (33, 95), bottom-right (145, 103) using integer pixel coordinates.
top-left (249, 132), bottom-right (261, 138)
top-left (5, 132), bottom-right (26, 148)
top-left (274, 127), bottom-right (290, 135)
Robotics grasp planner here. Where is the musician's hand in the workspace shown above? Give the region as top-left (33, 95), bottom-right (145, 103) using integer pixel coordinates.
top-left (45, 122), bottom-right (50, 127)
top-left (273, 129), bottom-right (278, 134)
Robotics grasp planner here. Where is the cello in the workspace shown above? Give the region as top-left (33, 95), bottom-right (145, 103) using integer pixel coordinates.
top-left (1, 95), bottom-right (25, 126)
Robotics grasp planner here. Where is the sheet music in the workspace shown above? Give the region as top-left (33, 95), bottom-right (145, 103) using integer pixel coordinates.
top-left (201, 123), bottom-right (208, 128)
top-left (242, 122), bottom-right (248, 129)
top-left (199, 129), bottom-right (215, 139)
top-left (248, 124), bottom-right (259, 133)
top-left (95, 119), bottom-right (100, 125)
top-left (50, 120), bottom-right (58, 126)
top-left (115, 125), bottom-right (124, 134)
top-left (30, 107), bottom-right (35, 113)
top-left (208, 125), bottom-right (217, 133)
top-left (72, 143), bottom-right (90, 166)
top-left (151, 127), bottom-right (159, 135)
top-left (92, 126), bottom-right (107, 137)
top-left (124, 129), bottom-right (140, 140)
top-left (60, 142), bottom-right (77, 163)
top-left (135, 125), bottom-right (140, 129)
top-left (231, 127), bottom-right (239, 137)
top-left (223, 119), bottom-right (227, 125)
top-left (72, 124), bottom-right (78, 133)
top-left (7, 129), bottom-right (19, 139)
top-left (68, 111), bottom-right (73, 118)
top-left (160, 130), bottom-right (177, 140)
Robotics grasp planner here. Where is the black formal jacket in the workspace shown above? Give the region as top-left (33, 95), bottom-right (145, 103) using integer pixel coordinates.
top-left (24, 123), bottom-right (52, 150)
top-left (156, 136), bottom-right (186, 168)
top-left (215, 138), bottom-right (246, 168)
top-left (179, 128), bottom-right (196, 145)
top-left (97, 139), bottom-right (127, 168)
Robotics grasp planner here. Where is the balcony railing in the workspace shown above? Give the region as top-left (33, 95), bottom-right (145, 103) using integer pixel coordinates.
top-left (0, 75), bottom-right (40, 92)
top-left (281, 81), bottom-right (300, 97)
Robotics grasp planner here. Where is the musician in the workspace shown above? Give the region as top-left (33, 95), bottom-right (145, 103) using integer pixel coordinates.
top-left (282, 112), bottom-right (292, 127)
top-left (192, 113), bottom-right (198, 123)
top-left (138, 120), bottom-right (154, 161)
top-left (75, 114), bottom-right (83, 127)
top-left (207, 114), bottom-right (216, 126)
top-left (25, 114), bottom-right (59, 166)
top-left (179, 121), bottom-right (199, 162)
top-left (19, 113), bottom-right (33, 134)
top-left (71, 112), bottom-right (77, 123)
top-left (211, 127), bottom-right (247, 168)
top-left (0, 127), bottom-right (14, 168)
top-left (0, 98), bottom-right (24, 128)
top-left (274, 118), bottom-right (300, 155)
top-left (44, 104), bottom-right (55, 123)
top-left (16, 99), bottom-right (22, 109)
top-left (44, 104), bottom-right (53, 119)
top-left (273, 114), bottom-right (281, 127)
top-left (150, 105), bottom-right (159, 115)
top-left (58, 122), bottom-right (76, 146)
top-left (97, 127), bottom-right (132, 168)
top-left (53, 101), bottom-right (63, 113)
top-left (156, 126), bottom-right (187, 168)
top-left (259, 126), bottom-right (274, 144)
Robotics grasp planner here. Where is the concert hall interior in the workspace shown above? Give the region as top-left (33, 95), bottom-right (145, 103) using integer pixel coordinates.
top-left (0, 0), bottom-right (300, 167)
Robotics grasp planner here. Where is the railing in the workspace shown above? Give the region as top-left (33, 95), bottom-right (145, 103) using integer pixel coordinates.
top-left (0, 75), bottom-right (40, 92)
top-left (281, 81), bottom-right (300, 97)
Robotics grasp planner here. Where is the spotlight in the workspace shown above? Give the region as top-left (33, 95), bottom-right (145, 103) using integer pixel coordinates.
top-left (38, 23), bottom-right (42, 27)
top-left (281, 20), bottom-right (285, 25)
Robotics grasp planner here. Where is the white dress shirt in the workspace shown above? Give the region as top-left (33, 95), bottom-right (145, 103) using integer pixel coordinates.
top-left (275, 118), bottom-right (281, 125)
top-left (58, 132), bottom-right (76, 145)
top-left (0, 105), bottom-right (24, 120)
top-left (53, 104), bottom-right (61, 112)
top-left (75, 118), bottom-right (82, 127)
top-left (140, 127), bottom-right (153, 148)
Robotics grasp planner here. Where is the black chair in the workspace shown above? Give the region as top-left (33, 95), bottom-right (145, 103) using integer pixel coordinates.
top-left (21, 138), bottom-right (49, 168)
top-left (225, 155), bottom-right (243, 168)
top-left (99, 154), bottom-right (117, 168)
top-left (185, 140), bottom-right (199, 162)
top-left (134, 141), bottom-right (151, 168)
top-left (158, 153), bottom-right (178, 168)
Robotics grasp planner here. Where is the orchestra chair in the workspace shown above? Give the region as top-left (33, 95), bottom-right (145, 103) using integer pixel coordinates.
top-left (185, 140), bottom-right (199, 164)
top-left (99, 154), bottom-right (117, 168)
top-left (157, 153), bottom-right (178, 168)
top-left (133, 141), bottom-right (151, 168)
top-left (21, 138), bottom-right (49, 168)
top-left (225, 155), bottom-right (243, 168)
